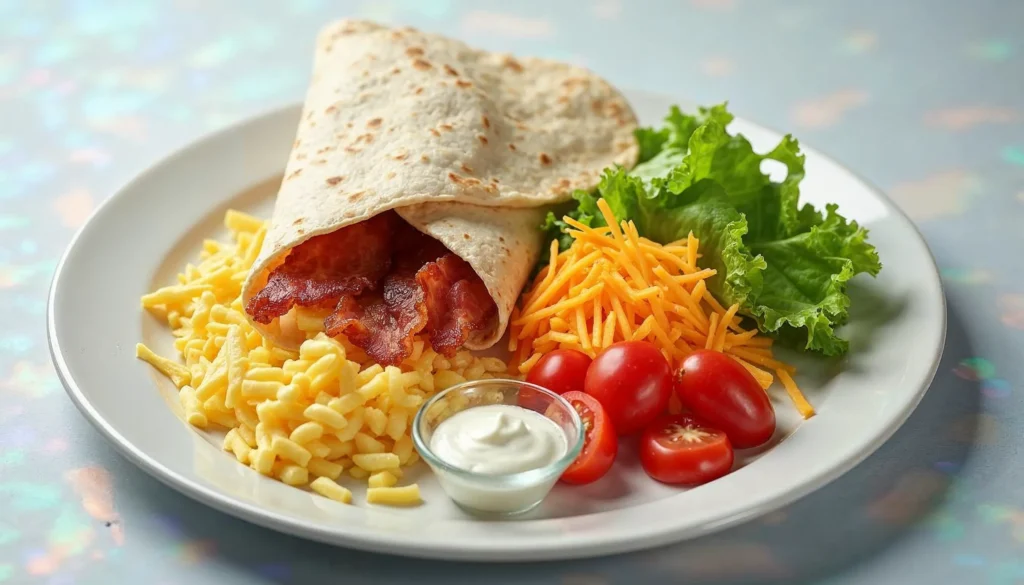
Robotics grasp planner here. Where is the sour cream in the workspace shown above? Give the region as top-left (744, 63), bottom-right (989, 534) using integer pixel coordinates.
top-left (431, 405), bottom-right (567, 475)
top-left (427, 404), bottom-right (569, 514)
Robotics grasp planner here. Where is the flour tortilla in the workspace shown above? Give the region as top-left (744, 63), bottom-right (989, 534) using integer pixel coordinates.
top-left (243, 19), bottom-right (638, 349)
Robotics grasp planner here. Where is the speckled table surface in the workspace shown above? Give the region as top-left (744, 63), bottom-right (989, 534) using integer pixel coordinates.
top-left (2, 1), bottom-right (1023, 583)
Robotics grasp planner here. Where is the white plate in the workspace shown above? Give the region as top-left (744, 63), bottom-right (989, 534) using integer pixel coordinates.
top-left (47, 91), bottom-right (945, 562)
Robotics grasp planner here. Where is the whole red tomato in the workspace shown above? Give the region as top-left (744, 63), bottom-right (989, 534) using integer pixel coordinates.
top-left (584, 341), bottom-right (673, 435)
top-left (674, 350), bottom-right (776, 449)
top-left (640, 414), bottom-right (734, 485)
top-left (526, 349), bottom-right (592, 395)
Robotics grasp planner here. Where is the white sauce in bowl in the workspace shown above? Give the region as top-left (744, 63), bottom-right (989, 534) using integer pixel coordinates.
top-left (430, 404), bottom-right (567, 475)
top-left (425, 404), bottom-right (570, 514)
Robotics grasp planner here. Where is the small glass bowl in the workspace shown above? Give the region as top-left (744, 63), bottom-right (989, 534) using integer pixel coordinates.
top-left (412, 378), bottom-right (583, 516)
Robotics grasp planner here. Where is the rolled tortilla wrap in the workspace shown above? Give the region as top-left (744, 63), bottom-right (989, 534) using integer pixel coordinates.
top-left (242, 19), bottom-right (638, 357)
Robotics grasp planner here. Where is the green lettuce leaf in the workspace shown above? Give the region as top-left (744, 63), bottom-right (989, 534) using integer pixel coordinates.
top-left (635, 127), bottom-right (670, 165)
top-left (750, 205), bottom-right (881, 354)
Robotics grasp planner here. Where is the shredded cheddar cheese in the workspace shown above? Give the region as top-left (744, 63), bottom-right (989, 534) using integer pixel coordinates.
top-left (510, 199), bottom-right (814, 418)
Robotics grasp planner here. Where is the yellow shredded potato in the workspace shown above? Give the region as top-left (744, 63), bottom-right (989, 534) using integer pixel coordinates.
top-left (310, 477), bottom-right (353, 504)
top-left (137, 210), bottom-right (509, 505)
top-left (366, 485), bottom-right (422, 507)
top-left (510, 199), bottom-right (814, 418)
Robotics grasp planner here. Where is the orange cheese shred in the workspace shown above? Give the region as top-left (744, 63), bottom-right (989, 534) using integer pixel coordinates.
top-left (777, 369), bottom-right (816, 418)
top-left (705, 313), bottom-right (720, 350)
top-left (731, 356), bottom-right (775, 389)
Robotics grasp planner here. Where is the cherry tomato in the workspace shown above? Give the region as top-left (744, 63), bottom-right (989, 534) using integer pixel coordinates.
top-left (640, 414), bottom-right (734, 485)
top-left (526, 349), bottom-right (593, 395)
top-left (584, 341), bottom-right (673, 435)
top-left (560, 391), bottom-right (617, 485)
top-left (674, 350), bottom-right (776, 449)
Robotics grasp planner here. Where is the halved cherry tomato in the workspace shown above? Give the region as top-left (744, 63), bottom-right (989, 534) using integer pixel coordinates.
top-left (640, 414), bottom-right (733, 485)
top-left (526, 349), bottom-right (592, 395)
top-left (674, 350), bottom-right (776, 449)
top-left (560, 391), bottom-right (617, 485)
top-left (584, 341), bottom-right (673, 435)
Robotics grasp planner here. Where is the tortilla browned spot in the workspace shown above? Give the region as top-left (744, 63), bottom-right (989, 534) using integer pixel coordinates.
top-left (503, 56), bottom-right (524, 72)
top-left (447, 173), bottom-right (482, 188)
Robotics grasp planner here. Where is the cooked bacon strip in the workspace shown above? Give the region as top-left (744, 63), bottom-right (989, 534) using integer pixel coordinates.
top-left (418, 255), bottom-right (497, 357)
top-left (248, 211), bottom-right (496, 364)
top-left (325, 253), bottom-right (495, 365)
top-left (324, 273), bottom-right (428, 366)
top-left (246, 212), bottom-right (397, 324)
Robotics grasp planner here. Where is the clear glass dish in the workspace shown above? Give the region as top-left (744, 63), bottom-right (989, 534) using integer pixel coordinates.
top-left (412, 378), bottom-right (583, 516)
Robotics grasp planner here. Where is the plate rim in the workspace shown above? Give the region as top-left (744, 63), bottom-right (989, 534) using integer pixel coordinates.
top-left (47, 92), bottom-right (947, 562)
